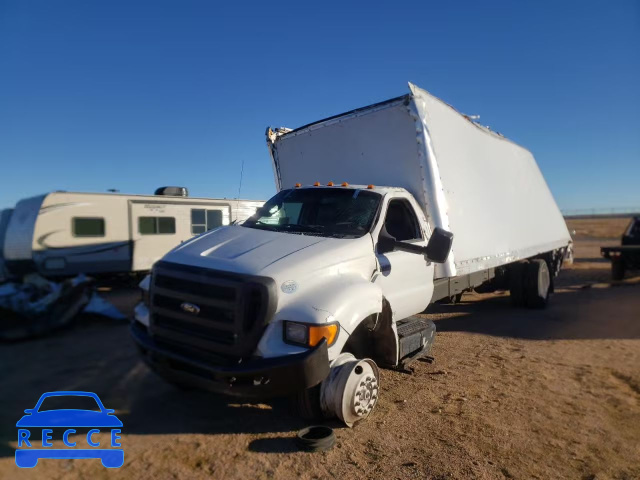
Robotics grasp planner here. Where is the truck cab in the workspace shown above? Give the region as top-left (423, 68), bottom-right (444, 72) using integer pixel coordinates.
top-left (131, 184), bottom-right (452, 426)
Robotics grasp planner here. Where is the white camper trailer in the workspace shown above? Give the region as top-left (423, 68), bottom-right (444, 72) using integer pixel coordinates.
top-left (2, 190), bottom-right (264, 278)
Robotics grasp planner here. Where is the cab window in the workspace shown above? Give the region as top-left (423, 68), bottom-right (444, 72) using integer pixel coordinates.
top-left (384, 199), bottom-right (422, 241)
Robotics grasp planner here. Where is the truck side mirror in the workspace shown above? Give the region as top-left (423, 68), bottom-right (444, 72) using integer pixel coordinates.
top-left (426, 227), bottom-right (454, 263)
top-left (377, 226), bottom-right (397, 254)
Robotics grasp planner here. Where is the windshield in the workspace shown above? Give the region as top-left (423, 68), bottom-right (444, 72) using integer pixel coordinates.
top-left (243, 188), bottom-right (381, 238)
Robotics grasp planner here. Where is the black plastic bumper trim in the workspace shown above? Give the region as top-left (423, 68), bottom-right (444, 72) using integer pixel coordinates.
top-left (130, 322), bottom-right (330, 398)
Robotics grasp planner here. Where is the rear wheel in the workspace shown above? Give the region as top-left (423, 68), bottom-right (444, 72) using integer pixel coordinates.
top-left (611, 258), bottom-right (625, 281)
top-left (509, 262), bottom-right (527, 307)
top-left (525, 259), bottom-right (551, 309)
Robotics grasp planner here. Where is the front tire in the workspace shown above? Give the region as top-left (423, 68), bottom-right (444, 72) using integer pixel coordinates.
top-left (320, 354), bottom-right (380, 427)
top-left (292, 384), bottom-right (323, 420)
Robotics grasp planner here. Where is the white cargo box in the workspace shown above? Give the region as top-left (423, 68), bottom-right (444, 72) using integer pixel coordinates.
top-left (267, 83), bottom-right (570, 278)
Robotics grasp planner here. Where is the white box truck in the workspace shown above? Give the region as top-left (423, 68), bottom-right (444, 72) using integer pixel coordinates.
top-left (131, 84), bottom-right (571, 426)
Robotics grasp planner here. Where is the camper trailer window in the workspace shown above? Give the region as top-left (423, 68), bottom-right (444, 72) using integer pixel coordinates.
top-left (206, 210), bottom-right (223, 229)
top-left (191, 209), bottom-right (223, 235)
top-left (157, 217), bottom-right (176, 234)
top-left (139, 217), bottom-right (176, 235)
top-left (72, 218), bottom-right (105, 237)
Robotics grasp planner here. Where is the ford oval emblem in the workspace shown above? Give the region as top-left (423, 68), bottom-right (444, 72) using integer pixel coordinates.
top-left (180, 302), bottom-right (200, 315)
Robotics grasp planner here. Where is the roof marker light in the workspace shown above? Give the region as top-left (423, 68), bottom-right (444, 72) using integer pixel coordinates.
top-left (327, 181), bottom-right (334, 186)
top-left (367, 184), bottom-right (374, 189)
top-left (314, 181), bottom-right (320, 186)
top-left (341, 182), bottom-right (349, 187)
top-left (295, 183), bottom-right (301, 188)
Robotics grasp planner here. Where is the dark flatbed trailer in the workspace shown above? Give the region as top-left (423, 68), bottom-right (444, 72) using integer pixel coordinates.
top-left (601, 246), bottom-right (640, 280)
top-left (601, 216), bottom-right (640, 280)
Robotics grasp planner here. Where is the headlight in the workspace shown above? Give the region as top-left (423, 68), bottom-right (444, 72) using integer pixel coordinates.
top-left (283, 321), bottom-right (339, 348)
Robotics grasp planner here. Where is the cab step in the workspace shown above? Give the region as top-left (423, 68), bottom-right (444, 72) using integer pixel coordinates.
top-left (396, 316), bottom-right (436, 368)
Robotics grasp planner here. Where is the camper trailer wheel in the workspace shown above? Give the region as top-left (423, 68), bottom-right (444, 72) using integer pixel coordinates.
top-left (167, 379), bottom-right (195, 391)
top-left (525, 259), bottom-right (550, 309)
top-left (320, 353), bottom-right (380, 427)
top-left (450, 292), bottom-right (463, 304)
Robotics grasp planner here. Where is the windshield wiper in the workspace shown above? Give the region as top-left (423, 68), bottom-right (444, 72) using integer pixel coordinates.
top-left (245, 222), bottom-right (277, 231)
top-left (281, 224), bottom-right (324, 233)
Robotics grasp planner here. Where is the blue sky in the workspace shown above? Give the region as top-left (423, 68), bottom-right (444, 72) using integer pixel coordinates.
top-left (1, 0), bottom-right (638, 211)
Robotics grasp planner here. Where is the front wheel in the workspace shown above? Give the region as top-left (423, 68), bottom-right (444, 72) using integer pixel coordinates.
top-left (293, 354), bottom-right (381, 427)
top-left (292, 384), bottom-right (323, 420)
top-left (320, 353), bottom-right (380, 427)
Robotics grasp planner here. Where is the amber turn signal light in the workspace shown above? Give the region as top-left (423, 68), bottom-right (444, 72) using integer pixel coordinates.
top-left (283, 321), bottom-right (340, 348)
top-left (308, 324), bottom-right (339, 347)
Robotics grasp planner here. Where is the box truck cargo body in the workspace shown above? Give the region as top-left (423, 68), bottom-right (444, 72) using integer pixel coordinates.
top-left (131, 84), bottom-right (571, 427)
top-left (268, 83), bottom-right (570, 279)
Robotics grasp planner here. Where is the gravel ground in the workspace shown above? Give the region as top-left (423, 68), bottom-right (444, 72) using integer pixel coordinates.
top-left (0, 217), bottom-right (638, 480)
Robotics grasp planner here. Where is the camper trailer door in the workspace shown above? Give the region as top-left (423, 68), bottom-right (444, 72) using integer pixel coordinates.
top-left (129, 201), bottom-right (230, 271)
top-left (129, 202), bottom-right (187, 271)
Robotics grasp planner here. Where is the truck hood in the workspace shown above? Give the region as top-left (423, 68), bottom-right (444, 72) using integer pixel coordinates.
top-left (165, 225), bottom-right (337, 275)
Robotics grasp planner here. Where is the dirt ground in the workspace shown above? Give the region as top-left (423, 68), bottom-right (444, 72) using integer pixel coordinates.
top-left (1, 217), bottom-right (639, 480)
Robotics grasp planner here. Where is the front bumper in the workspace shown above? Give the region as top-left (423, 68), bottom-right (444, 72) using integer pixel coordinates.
top-left (130, 321), bottom-right (330, 398)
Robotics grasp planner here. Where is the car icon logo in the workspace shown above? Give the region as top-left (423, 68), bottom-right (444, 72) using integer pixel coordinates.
top-left (180, 302), bottom-right (200, 315)
top-left (15, 391), bottom-right (123, 469)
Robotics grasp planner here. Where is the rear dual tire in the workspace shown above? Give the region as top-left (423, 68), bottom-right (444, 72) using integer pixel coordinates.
top-left (509, 262), bottom-right (527, 307)
top-left (525, 259), bottom-right (551, 308)
top-left (510, 259), bottom-right (550, 309)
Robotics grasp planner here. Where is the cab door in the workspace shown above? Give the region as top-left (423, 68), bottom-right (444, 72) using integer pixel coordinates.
top-left (373, 196), bottom-right (434, 320)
